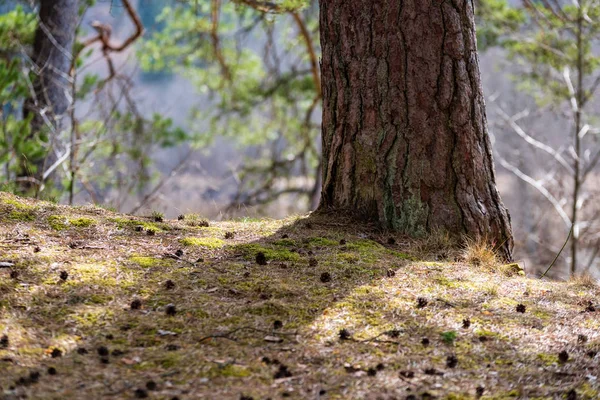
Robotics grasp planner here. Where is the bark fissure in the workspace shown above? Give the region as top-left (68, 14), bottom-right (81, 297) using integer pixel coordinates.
top-left (318, 0), bottom-right (513, 258)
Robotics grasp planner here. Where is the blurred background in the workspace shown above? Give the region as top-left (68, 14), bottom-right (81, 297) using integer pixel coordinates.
top-left (1, 0), bottom-right (599, 280)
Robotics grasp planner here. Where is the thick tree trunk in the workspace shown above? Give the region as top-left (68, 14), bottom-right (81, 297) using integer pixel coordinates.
top-left (318, 0), bottom-right (513, 259)
top-left (21, 0), bottom-right (79, 187)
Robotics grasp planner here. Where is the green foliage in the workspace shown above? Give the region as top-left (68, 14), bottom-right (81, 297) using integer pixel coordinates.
top-left (0, 110), bottom-right (34, 168)
top-left (478, 0), bottom-right (600, 108)
top-left (441, 330), bottom-right (458, 345)
top-left (0, 6), bottom-right (44, 187)
top-left (279, 0), bottom-right (309, 11)
top-left (76, 74), bottom-right (99, 99)
top-left (0, 2), bottom-right (190, 205)
top-left (478, 1), bottom-right (600, 275)
top-left (68, 104), bottom-right (190, 199)
top-left (0, 6), bottom-right (36, 51)
top-left (0, 6), bottom-right (38, 180)
top-left (139, 1), bottom-right (320, 208)
top-left (475, 0), bottom-right (525, 51)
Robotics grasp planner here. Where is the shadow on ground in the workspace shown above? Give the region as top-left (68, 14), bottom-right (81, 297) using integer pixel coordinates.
top-left (0, 192), bottom-right (599, 399)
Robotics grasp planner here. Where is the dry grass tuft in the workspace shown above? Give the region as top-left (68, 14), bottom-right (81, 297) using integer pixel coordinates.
top-left (460, 237), bottom-right (499, 268)
top-left (569, 273), bottom-right (599, 288)
top-left (413, 228), bottom-right (457, 259)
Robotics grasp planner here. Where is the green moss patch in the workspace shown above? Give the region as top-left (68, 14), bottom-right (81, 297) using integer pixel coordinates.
top-left (272, 238), bottom-right (297, 247)
top-left (233, 243), bottom-right (300, 262)
top-left (499, 262), bottom-right (526, 277)
top-left (387, 249), bottom-right (417, 260)
top-left (69, 217), bottom-right (96, 227)
top-left (129, 256), bottom-right (174, 268)
top-left (109, 217), bottom-right (162, 232)
top-left (8, 210), bottom-right (36, 221)
top-left (48, 215), bottom-right (96, 230)
top-left (179, 237), bottom-right (225, 248)
top-left (48, 215), bottom-right (68, 230)
top-left (306, 236), bottom-right (339, 247)
top-left (2, 195), bottom-right (38, 221)
top-left (3, 197), bottom-right (35, 210)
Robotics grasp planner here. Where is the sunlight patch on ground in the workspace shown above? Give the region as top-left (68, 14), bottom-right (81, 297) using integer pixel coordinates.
top-left (0, 192), bottom-right (599, 399)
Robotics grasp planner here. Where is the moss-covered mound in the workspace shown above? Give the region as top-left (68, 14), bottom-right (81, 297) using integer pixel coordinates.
top-left (0, 192), bottom-right (598, 399)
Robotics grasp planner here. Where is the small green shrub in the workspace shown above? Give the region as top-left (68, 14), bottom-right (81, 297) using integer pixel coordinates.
top-left (441, 330), bottom-right (457, 345)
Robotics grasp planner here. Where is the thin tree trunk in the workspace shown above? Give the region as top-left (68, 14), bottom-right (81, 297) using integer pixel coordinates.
top-left (21, 0), bottom-right (79, 191)
top-left (571, 8), bottom-right (584, 276)
top-left (318, 0), bottom-right (513, 259)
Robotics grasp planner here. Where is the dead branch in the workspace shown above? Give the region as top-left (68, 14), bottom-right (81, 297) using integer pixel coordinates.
top-left (291, 12), bottom-right (320, 96)
top-left (72, 0), bottom-right (144, 83)
top-left (211, 0), bottom-right (232, 81)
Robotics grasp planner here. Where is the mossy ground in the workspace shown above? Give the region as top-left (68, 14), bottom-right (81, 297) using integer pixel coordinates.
top-left (0, 192), bottom-right (599, 399)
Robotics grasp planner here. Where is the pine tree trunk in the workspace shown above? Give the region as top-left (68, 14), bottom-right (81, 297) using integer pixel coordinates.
top-left (318, 0), bottom-right (513, 259)
top-left (21, 0), bottom-right (79, 188)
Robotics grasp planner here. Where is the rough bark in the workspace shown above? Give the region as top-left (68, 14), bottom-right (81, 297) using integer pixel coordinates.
top-left (318, 0), bottom-right (514, 259)
top-left (21, 0), bottom-right (79, 184)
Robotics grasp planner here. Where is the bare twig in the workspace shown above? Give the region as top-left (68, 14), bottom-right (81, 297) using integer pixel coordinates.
top-left (541, 224), bottom-right (573, 278)
top-left (497, 156), bottom-right (572, 227)
top-left (198, 326), bottom-right (298, 343)
top-left (494, 106), bottom-right (573, 174)
top-left (129, 150), bottom-right (194, 215)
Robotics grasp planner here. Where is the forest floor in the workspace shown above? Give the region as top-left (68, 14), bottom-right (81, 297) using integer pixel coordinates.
top-left (0, 192), bottom-right (599, 400)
